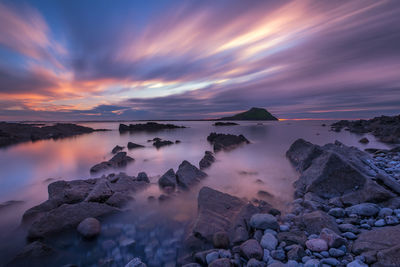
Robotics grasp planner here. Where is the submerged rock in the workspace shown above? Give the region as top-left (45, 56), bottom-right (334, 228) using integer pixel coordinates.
top-left (111, 145), bottom-right (124, 154)
top-left (153, 139), bottom-right (174, 149)
top-left (127, 142), bottom-right (144, 149)
top-left (199, 151), bottom-right (216, 170)
top-left (176, 160), bottom-right (207, 189)
top-left (207, 132), bottom-right (250, 152)
top-left (213, 122), bottom-right (239, 126)
top-left (158, 169), bottom-right (177, 188)
top-left (119, 122), bottom-right (185, 132)
top-left (90, 152), bottom-right (134, 173)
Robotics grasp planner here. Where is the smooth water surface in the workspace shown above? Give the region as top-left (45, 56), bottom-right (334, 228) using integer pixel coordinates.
top-left (0, 120), bottom-right (393, 265)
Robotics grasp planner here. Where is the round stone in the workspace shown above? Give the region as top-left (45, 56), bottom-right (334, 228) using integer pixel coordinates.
top-left (250, 213), bottom-right (279, 230)
top-left (77, 217), bottom-right (101, 238)
top-left (305, 238), bottom-right (328, 252)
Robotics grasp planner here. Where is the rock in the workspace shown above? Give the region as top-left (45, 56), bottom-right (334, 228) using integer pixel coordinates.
top-left (137, 172), bottom-right (150, 183)
top-left (6, 241), bottom-right (56, 266)
top-left (287, 245), bottom-right (305, 261)
top-left (85, 180), bottom-right (114, 202)
top-left (375, 174), bottom-right (400, 195)
top-left (176, 160), bottom-right (207, 189)
top-left (385, 215), bottom-right (399, 225)
top-left (346, 260), bottom-right (368, 267)
top-left (250, 213), bottom-right (279, 230)
top-left (305, 238), bottom-right (328, 252)
top-left (374, 219), bottom-right (385, 227)
top-left (207, 132), bottom-right (250, 152)
top-left (213, 122), bottom-right (239, 126)
top-left (329, 248), bottom-right (345, 257)
top-left (125, 257), bottom-right (147, 267)
top-left (338, 224), bottom-right (360, 234)
top-left (153, 139), bottom-right (174, 148)
top-left (240, 239), bottom-right (263, 260)
top-left (342, 232), bottom-right (357, 240)
top-left (199, 151), bottom-right (216, 170)
top-left (105, 192), bottom-right (133, 208)
top-left (206, 251), bottom-right (219, 264)
top-left (321, 258), bottom-right (340, 266)
top-left (304, 259), bottom-right (320, 267)
top-left (28, 202), bottom-right (118, 239)
top-left (209, 258), bottom-right (232, 267)
top-left (182, 264), bottom-right (201, 267)
top-left (320, 228), bottom-right (346, 248)
top-left (328, 208), bottom-right (346, 218)
top-left (295, 210), bottom-right (339, 234)
top-left (359, 138), bottom-right (369, 144)
top-left (345, 203), bottom-right (380, 216)
top-left (246, 258), bottom-right (265, 267)
top-left (77, 217), bottom-right (101, 238)
top-left (277, 230), bottom-right (308, 246)
top-left (260, 233), bottom-right (277, 250)
top-left (375, 244), bottom-right (400, 267)
top-left (119, 122), bottom-right (185, 132)
top-left (219, 107), bottom-right (278, 121)
top-left (378, 207), bottom-right (393, 217)
top-left (127, 142), bottom-right (144, 149)
top-left (270, 249), bottom-right (286, 261)
top-left (90, 152), bottom-right (134, 173)
top-left (213, 231), bottom-right (230, 249)
top-left (112, 145), bottom-right (124, 154)
top-left (158, 169), bottom-right (177, 188)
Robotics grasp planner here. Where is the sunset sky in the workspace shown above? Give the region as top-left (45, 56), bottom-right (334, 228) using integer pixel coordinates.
top-left (0, 0), bottom-right (399, 121)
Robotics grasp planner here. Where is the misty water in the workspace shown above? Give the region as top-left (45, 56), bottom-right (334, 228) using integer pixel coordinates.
top-left (0, 120), bottom-right (393, 266)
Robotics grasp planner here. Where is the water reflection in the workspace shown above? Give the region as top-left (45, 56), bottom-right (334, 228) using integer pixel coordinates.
top-left (0, 120), bottom-right (394, 264)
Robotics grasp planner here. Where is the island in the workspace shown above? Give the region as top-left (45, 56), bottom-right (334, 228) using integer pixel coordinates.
top-left (219, 107), bottom-right (278, 121)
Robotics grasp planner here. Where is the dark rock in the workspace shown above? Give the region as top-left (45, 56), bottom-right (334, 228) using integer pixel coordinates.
top-left (209, 258), bottom-right (232, 267)
top-left (119, 122), bottom-right (185, 132)
top-left (111, 145), bottom-right (124, 154)
top-left (240, 239), bottom-right (263, 260)
top-left (246, 258), bottom-right (265, 267)
top-left (105, 192), bottom-right (133, 208)
top-left (287, 245), bottom-right (306, 261)
top-left (153, 139), bottom-right (174, 149)
top-left (277, 230), bottom-right (307, 246)
top-left (199, 151), bottom-right (216, 170)
top-left (77, 217), bottom-right (101, 238)
top-left (158, 169), bottom-right (177, 188)
top-left (359, 138), bottom-right (369, 144)
top-left (207, 132), bottom-right (250, 152)
top-left (6, 241), bottom-right (56, 267)
top-left (85, 180), bottom-right (113, 202)
top-left (213, 231), bottom-right (230, 249)
top-left (219, 107), bottom-right (278, 121)
top-left (176, 160), bottom-right (207, 189)
top-left (319, 228), bottom-right (346, 248)
top-left (90, 152), bottom-right (134, 173)
top-left (339, 180), bottom-right (395, 205)
top-left (213, 122), bottom-right (239, 126)
top-left (345, 203), bottom-right (380, 216)
top-left (249, 213), bottom-right (279, 230)
top-left (127, 142), bottom-right (144, 149)
top-left (295, 210), bottom-right (339, 234)
top-left (375, 244), bottom-right (400, 267)
top-left (137, 172), bottom-right (150, 183)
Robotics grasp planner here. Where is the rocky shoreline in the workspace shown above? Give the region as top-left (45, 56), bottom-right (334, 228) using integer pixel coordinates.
top-left (0, 122), bottom-right (106, 148)
top-left (5, 125), bottom-right (400, 266)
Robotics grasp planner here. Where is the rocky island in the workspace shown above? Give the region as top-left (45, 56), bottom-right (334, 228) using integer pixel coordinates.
top-left (119, 122), bottom-right (186, 133)
top-left (219, 107), bottom-right (278, 121)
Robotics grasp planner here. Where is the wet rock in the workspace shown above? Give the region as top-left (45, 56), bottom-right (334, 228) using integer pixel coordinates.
top-left (119, 122), bottom-right (185, 133)
top-left (329, 247), bottom-right (345, 257)
top-left (28, 202), bottom-right (118, 239)
top-left (85, 180), bottom-right (114, 202)
top-left (346, 259), bottom-right (368, 267)
top-left (206, 251), bottom-right (219, 264)
top-left (345, 203), bottom-right (380, 217)
top-left (213, 122), bottom-right (239, 126)
top-left (127, 142), bottom-right (144, 149)
top-left (287, 245), bottom-right (305, 261)
top-left (77, 217), bottom-right (101, 238)
top-left (199, 151), bottom-right (216, 170)
top-left (305, 238), bottom-right (328, 252)
top-left (249, 213), bottom-right (279, 230)
top-left (176, 160), bottom-right (207, 189)
top-left (375, 244), bottom-right (400, 267)
top-left (137, 172), bottom-right (150, 183)
top-left (105, 192), bottom-right (133, 208)
top-left (295, 210), bottom-right (339, 234)
top-left (213, 231), bottom-right (230, 249)
top-left (158, 169), bottom-right (177, 188)
top-left (90, 152), bottom-right (134, 173)
top-left (112, 145), bottom-right (124, 154)
top-left (207, 132), bottom-right (250, 152)
top-left (240, 239), bottom-right (263, 260)
top-left (277, 230), bottom-right (308, 246)
top-left (328, 208), bottom-right (346, 218)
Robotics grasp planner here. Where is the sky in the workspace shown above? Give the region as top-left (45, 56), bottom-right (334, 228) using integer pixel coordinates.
top-left (0, 0), bottom-right (399, 121)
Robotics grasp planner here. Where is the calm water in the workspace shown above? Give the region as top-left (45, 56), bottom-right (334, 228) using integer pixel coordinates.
top-left (0, 120), bottom-right (393, 265)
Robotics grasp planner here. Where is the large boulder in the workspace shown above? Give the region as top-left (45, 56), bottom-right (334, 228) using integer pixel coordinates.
top-left (158, 168), bottom-right (177, 188)
top-left (28, 202), bottom-right (119, 239)
top-left (176, 161), bottom-right (207, 189)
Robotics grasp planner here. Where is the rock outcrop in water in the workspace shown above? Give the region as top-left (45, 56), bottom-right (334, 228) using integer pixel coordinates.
top-left (119, 122), bottom-right (185, 132)
top-left (207, 132), bottom-right (250, 152)
top-left (213, 122), bottom-right (239, 126)
top-left (158, 161), bottom-right (207, 190)
top-left (0, 122), bottom-right (104, 148)
top-left (90, 152), bottom-right (134, 173)
top-left (199, 151), bottom-right (215, 170)
top-left (219, 107), bottom-right (278, 121)
top-left (330, 114), bottom-right (400, 143)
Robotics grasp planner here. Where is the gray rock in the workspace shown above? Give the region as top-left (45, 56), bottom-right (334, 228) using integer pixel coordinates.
top-left (218, 249), bottom-right (231, 258)
top-left (328, 208), bottom-right (346, 218)
top-left (112, 145), bottom-right (124, 154)
top-left (105, 192), bottom-right (133, 208)
top-left (375, 218), bottom-right (385, 227)
top-left (206, 251), bottom-right (219, 264)
top-left (375, 244), bottom-right (400, 267)
top-left (207, 132), bottom-right (250, 152)
top-left (158, 169), bottom-right (177, 188)
top-left (378, 207), bottom-right (393, 217)
top-left (240, 239), bottom-right (263, 260)
top-left (137, 172), bottom-right (150, 183)
top-left (345, 203), bottom-right (380, 217)
top-left (213, 231), bottom-right (230, 249)
top-left (247, 258), bottom-right (265, 267)
top-left (77, 217), bottom-right (101, 238)
top-left (125, 257), bottom-right (147, 267)
top-left (250, 213), bottom-right (279, 230)
top-left (199, 151), bottom-right (216, 170)
top-left (304, 259), bottom-right (320, 267)
top-left (385, 215), bottom-right (399, 225)
top-left (321, 257), bottom-right (340, 266)
top-left (329, 248), bottom-right (345, 257)
top-left (338, 224), bottom-right (360, 234)
top-left (287, 245), bottom-right (305, 261)
top-left (346, 259), bottom-right (367, 267)
top-left (286, 260), bottom-right (300, 267)
top-left (260, 233), bottom-right (277, 250)
top-left (209, 258), bottom-right (232, 267)
top-left (295, 210), bottom-right (340, 234)
top-left (341, 232), bottom-right (357, 240)
top-left (305, 238), bottom-right (328, 252)
top-left (127, 142), bottom-right (144, 149)
top-left (176, 160), bottom-right (207, 189)
top-left (270, 249), bottom-right (285, 261)
top-left (90, 152), bottom-right (134, 173)
top-left (85, 180), bottom-right (114, 203)
top-left (320, 228), bottom-right (346, 248)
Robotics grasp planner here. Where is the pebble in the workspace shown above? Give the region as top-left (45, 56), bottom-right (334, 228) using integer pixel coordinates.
top-left (385, 215), bottom-right (399, 225)
top-left (341, 232), bottom-right (357, 240)
top-left (320, 251), bottom-right (329, 258)
top-left (360, 224), bottom-right (371, 230)
top-left (304, 259), bottom-right (320, 267)
top-left (250, 213), bottom-right (279, 230)
top-left (286, 260), bottom-right (300, 267)
top-left (328, 208), bottom-right (346, 218)
top-left (321, 257), bottom-right (340, 266)
top-left (345, 203), bottom-right (380, 217)
top-left (125, 258), bottom-right (146, 267)
top-left (260, 233), bottom-right (277, 251)
top-left (279, 224), bottom-right (290, 232)
top-left (218, 249), bottom-right (231, 259)
top-left (378, 208), bottom-right (393, 217)
top-left (270, 249), bottom-right (286, 261)
top-left (329, 248), bottom-right (345, 257)
top-left (374, 219), bottom-right (385, 227)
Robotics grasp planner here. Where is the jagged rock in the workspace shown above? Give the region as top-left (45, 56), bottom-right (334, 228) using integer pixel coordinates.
top-left (352, 225), bottom-right (400, 255)
top-left (127, 142), bottom-right (144, 149)
top-left (199, 151), bottom-right (216, 170)
top-left (240, 239), bottom-right (263, 260)
top-left (319, 228), bottom-right (346, 248)
top-left (158, 169), bottom-right (177, 188)
top-left (77, 217), bottom-right (101, 238)
top-left (105, 192), bottom-right (133, 208)
top-left (176, 160), bottom-right (207, 189)
top-left (85, 180), bottom-right (113, 202)
top-left (119, 122), bottom-right (185, 132)
top-left (90, 152), bottom-right (134, 173)
top-left (277, 230), bottom-right (307, 246)
top-left (375, 244), bottom-right (400, 267)
top-left (305, 238), bottom-right (328, 252)
top-left (207, 132), bottom-right (250, 152)
top-left (111, 145), bottom-right (124, 154)
top-left (137, 172), bottom-right (150, 183)
top-left (153, 139), bottom-right (174, 148)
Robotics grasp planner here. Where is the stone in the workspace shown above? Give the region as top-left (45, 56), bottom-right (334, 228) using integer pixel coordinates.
top-left (90, 152), bottom-right (134, 173)
top-left (127, 142), bottom-right (144, 149)
top-left (119, 122), bottom-right (185, 132)
top-left (359, 138), bottom-right (369, 144)
top-left (213, 231), bottom-right (230, 249)
top-left (153, 139), bottom-right (174, 148)
top-left (125, 257), bottom-right (147, 267)
top-left (375, 244), bottom-right (400, 267)
top-left (6, 241), bottom-right (56, 266)
top-left (342, 232), bottom-right (357, 240)
top-left (346, 260), bottom-right (367, 267)
top-left (352, 225), bottom-right (400, 255)
top-left (270, 249), bottom-right (286, 261)
top-left (378, 207), bottom-right (393, 217)
top-left (250, 213), bottom-right (279, 230)
top-left (385, 215), bottom-right (399, 225)
top-left (209, 258), bottom-right (232, 267)
top-left (345, 203), bottom-right (380, 217)
top-left (277, 230), bottom-right (307, 246)
top-left (85, 180), bottom-right (114, 203)
top-left (137, 172), bottom-right (150, 183)
top-left (287, 245), bottom-right (305, 261)
top-left (112, 145), bottom-right (124, 154)
top-left (321, 258), bottom-right (340, 266)
top-left (207, 132), bottom-right (250, 152)
top-left (338, 224), bottom-right (360, 234)
top-left (240, 239), bottom-right (263, 260)
top-left (199, 151), bottom-right (216, 170)
top-left (77, 217), bottom-right (101, 238)
top-left (295, 210), bottom-right (340, 234)
top-left (304, 259), bottom-right (320, 267)
top-left (329, 248), bottom-right (345, 257)
top-left (260, 233), bottom-right (278, 251)
top-left (320, 228), bottom-right (347, 248)
top-left (176, 160), bottom-right (207, 189)
top-left (206, 251), bottom-right (220, 264)
top-left (158, 169), bottom-right (177, 188)
top-left (374, 219), bottom-right (385, 227)
top-left (246, 258), bottom-right (265, 267)
top-left (328, 208), bottom-right (346, 218)
top-left (305, 238), bottom-right (328, 252)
